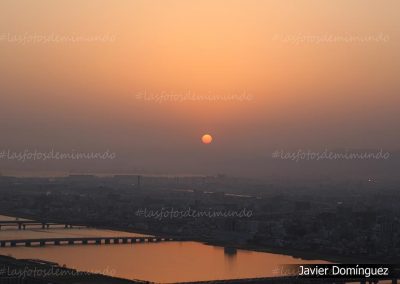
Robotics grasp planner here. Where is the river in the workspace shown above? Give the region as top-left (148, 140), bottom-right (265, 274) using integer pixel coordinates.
top-left (0, 215), bottom-right (329, 283)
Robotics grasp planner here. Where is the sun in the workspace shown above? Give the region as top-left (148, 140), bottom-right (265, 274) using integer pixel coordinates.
top-left (201, 134), bottom-right (213, 144)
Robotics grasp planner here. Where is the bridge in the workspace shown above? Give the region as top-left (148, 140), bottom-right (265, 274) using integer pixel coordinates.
top-left (0, 220), bottom-right (86, 230)
top-left (0, 236), bottom-right (180, 247)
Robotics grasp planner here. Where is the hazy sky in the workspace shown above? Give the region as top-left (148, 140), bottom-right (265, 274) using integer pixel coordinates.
top-left (0, 0), bottom-right (399, 177)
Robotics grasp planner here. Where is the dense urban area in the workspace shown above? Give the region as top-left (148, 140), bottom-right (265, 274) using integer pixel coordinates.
top-left (0, 174), bottom-right (399, 264)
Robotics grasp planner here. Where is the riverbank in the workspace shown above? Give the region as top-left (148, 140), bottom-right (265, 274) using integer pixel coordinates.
top-left (0, 254), bottom-right (149, 284)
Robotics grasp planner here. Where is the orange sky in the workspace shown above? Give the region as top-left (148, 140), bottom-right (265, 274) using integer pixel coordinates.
top-left (0, 0), bottom-right (399, 176)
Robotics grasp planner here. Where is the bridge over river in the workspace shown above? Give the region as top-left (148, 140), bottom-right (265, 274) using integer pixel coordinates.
top-left (0, 220), bottom-right (86, 230)
top-left (0, 236), bottom-right (182, 247)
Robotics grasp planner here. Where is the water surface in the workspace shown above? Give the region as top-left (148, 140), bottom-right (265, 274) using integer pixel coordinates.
top-left (0, 214), bottom-right (330, 283)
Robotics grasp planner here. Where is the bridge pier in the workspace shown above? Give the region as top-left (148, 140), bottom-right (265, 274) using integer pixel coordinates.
top-left (41, 223), bottom-right (50, 229)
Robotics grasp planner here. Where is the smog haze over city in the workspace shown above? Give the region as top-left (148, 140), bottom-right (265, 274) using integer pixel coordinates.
top-left (1, 1), bottom-right (400, 284)
top-left (1, 0), bottom-right (399, 179)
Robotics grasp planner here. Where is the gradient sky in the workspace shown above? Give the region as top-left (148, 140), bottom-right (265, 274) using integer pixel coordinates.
top-left (0, 0), bottom-right (399, 177)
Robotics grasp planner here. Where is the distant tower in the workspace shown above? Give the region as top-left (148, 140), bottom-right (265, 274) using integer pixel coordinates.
top-left (137, 175), bottom-right (142, 189)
